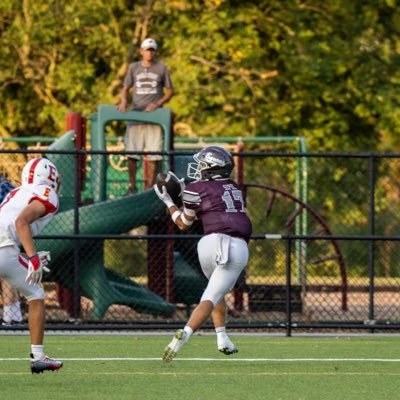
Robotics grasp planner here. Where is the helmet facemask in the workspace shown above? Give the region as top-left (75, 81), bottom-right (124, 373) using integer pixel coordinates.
top-left (187, 158), bottom-right (208, 181)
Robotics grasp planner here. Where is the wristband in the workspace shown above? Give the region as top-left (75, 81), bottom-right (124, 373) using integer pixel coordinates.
top-left (171, 210), bottom-right (182, 223)
top-left (29, 254), bottom-right (41, 271)
top-left (181, 213), bottom-right (193, 226)
top-left (165, 200), bottom-right (175, 208)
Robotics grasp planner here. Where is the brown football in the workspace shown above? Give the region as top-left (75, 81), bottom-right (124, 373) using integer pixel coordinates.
top-left (155, 172), bottom-right (182, 204)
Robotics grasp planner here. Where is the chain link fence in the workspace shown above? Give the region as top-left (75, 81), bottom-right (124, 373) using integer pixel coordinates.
top-left (1, 147), bottom-right (400, 331)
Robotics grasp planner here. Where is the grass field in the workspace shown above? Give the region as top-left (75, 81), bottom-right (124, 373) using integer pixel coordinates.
top-left (0, 333), bottom-right (399, 400)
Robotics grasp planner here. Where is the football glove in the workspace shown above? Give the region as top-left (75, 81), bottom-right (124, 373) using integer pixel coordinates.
top-left (25, 251), bottom-right (51, 285)
top-left (153, 184), bottom-right (175, 208)
top-left (168, 171), bottom-right (185, 195)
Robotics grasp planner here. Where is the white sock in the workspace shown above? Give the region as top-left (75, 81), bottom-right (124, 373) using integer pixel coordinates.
top-left (216, 326), bottom-right (228, 338)
top-left (216, 327), bottom-right (231, 344)
top-left (11, 302), bottom-right (23, 322)
top-left (31, 345), bottom-right (44, 361)
top-left (183, 326), bottom-right (193, 343)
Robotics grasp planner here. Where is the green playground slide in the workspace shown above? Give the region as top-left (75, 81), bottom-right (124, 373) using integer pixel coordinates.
top-left (38, 189), bottom-right (175, 318)
top-left (36, 132), bottom-right (175, 319)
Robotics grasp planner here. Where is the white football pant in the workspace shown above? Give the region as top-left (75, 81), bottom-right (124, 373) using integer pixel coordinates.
top-left (198, 233), bottom-right (249, 307)
top-left (0, 246), bottom-right (44, 301)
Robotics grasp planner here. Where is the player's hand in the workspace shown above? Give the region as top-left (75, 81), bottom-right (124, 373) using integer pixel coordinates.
top-left (38, 251), bottom-right (51, 273)
top-left (153, 184), bottom-right (175, 208)
top-left (144, 103), bottom-right (158, 112)
top-left (168, 171), bottom-right (185, 195)
top-left (25, 251), bottom-right (51, 285)
top-left (117, 101), bottom-right (127, 112)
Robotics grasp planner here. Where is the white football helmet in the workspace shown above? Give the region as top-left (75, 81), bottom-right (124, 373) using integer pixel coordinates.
top-left (21, 158), bottom-right (60, 190)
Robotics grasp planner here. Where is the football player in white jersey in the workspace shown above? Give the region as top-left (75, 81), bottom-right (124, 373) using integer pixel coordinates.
top-left (0, 158), bottom-right (63, 373)
top-left (154, 146), bottom-right (252, 362)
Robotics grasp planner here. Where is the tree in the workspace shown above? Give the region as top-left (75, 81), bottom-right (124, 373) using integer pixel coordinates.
top-left (1, 0), bottom-right (400, 151)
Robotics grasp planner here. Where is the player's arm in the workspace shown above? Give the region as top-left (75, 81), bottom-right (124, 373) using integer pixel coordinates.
top-left (145, 87), bottom-right (175, 112)
top-left (118, 86), bottom-right (130, 112)
top-left (15, 200), bottom-right (46, 257)
top-left (153, 184), bottom-right (195, 230)
top-left (167, 205), bottom-right (195, 231)
top-left (157, 87), bottom-right (174, 107)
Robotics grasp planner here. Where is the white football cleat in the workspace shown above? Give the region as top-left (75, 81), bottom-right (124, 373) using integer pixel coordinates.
top-left (218, 335), bottom-right (238, 355)
top-left (30, 354), bottom-right (63, 374)
top-left (162, 329), bottom-right (186, 362)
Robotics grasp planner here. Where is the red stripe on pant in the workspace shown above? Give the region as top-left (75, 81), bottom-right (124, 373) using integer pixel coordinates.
top-left (18, 254), bottom-right (28, 269)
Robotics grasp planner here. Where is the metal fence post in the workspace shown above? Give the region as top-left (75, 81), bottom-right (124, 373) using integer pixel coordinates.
top-left (286, 236), bottom-right (292, 337)
top-left (368, 155), bottom-right (377, 326)
top-left (73, 150), bottom-right (81, 319)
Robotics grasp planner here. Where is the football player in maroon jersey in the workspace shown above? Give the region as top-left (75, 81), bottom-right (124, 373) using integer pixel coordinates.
top-left (154, 146), bottom-right (252, 362)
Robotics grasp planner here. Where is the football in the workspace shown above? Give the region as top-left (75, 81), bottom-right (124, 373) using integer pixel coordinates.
top-left (155, 172), bottom-right (182, 204)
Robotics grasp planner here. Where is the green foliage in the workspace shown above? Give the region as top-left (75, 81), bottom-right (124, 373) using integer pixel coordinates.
top-left (1, 0), bottom-right (400, 150)
top-left (104, 238), bottom-right (147, 276)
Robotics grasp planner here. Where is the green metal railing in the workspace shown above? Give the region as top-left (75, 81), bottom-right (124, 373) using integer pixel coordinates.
top-left (2, 126), bottom-right (309, 283)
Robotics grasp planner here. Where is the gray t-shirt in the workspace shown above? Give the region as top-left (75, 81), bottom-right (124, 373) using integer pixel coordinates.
top-left (123, 61), bottom-right (173, 111)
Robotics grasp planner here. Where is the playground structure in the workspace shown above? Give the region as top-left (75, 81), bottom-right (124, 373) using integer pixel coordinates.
top-left (36, 105), bottom-right (259, 319)
top-left (0, 104), bottom-right (349, 321)
top-left (34, 105), bottom-right (217, 319)
top-left (38, 107), bottom-right (177, 318)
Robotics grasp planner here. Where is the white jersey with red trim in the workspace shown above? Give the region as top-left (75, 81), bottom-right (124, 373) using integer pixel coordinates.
top-left (0, 183), bottom-right (59, 247)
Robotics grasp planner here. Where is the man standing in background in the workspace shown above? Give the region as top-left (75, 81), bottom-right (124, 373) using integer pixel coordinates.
top-left (118, 38), bottom-right (174, 193)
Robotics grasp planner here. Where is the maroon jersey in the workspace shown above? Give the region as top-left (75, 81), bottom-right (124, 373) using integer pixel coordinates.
top-left (183, 179), bottom-right (252, 242)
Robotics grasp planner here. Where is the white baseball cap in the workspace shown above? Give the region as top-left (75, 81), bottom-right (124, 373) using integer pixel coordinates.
top-left (141, 38), bottom-right (157, 50)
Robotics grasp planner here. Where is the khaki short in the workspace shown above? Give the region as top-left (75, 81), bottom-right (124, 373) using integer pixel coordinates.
top-left (125, 124), bottom-right (163, 161)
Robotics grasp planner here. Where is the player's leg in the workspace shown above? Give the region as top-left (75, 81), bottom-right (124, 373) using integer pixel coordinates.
top-left (187, 300), bottom-right (214, 330)
top-left (211, 299), bottom-right (238, 355)
top-left (124, 125), bottom-right (142, 193)
top-left (28, 299), bottom-right (44, 345)
top-left (163, 235), bottom-right (238, 362)
top-left (162, 299), bottom-right (213, 362)
top-left (1, 248), bottom-right (63, 373)
top-left (164, 262), bottom-right (241, 361)
top-left (162, 234), bottom-right (216, 361)
top-left (146, 161), bottom-right (158, 188)
top-left (196, 234), bottom-right (245, 332)
top-left (163, 235), bottom-right (248, 362)
top-left (205, 236), bottom-right (249, 354)
top-left (1, 279), bottom-right (23, 325)
top-left (127, 158), bottom-right (138, 193)
top-left (211, 299), bottom-right (226, 328)
top-left (143, 124), bottom-right (162, 188)
top-left (27, 299), bottom-right (62, 374)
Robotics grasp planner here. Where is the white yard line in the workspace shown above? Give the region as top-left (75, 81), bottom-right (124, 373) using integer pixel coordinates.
top-left (1, 357), bottom-right (400, 362)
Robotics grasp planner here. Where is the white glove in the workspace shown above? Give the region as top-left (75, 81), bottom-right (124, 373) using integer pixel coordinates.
top-left (25, 251), bottom-right (51, 285)
top-left (153, 184), bottom-right (175, 208)
top-left (38, 251), bottom-right (51, 273)
top-left (168, 171), bottom-right (186, 195)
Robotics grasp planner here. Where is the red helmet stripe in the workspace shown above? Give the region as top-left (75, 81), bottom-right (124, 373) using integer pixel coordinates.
top-left (28, 158), bottom-right (41, 184)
